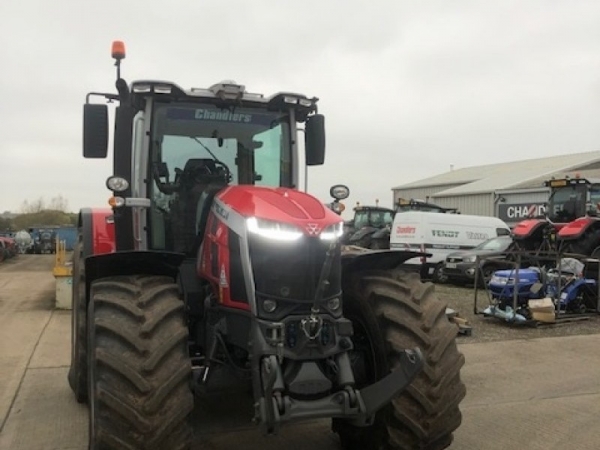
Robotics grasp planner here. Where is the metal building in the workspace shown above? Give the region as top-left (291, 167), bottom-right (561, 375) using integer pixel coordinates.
top-left (392, 151), bottom-right (600, 227)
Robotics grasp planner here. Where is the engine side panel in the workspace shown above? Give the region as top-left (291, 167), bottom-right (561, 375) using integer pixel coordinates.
top-left (79, 208), bottom-right (116, 257)
top-left (198, 211), bottom-right (250, 311)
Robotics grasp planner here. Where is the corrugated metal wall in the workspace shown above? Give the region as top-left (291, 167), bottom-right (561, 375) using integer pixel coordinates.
top-left (431, 193), bottom-right (494, 216)
top-left (392, 183), bottom-right (464, 204)
top-left (497, 189), bottom-right (549, 204)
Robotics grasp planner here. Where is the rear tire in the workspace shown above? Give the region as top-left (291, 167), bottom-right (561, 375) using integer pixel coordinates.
top-left (68, 234), bottom-right (87, 403)
top-left (87, 275), bottom-right (193, 450)
top-left (335, 270), bottom-right (466, 450)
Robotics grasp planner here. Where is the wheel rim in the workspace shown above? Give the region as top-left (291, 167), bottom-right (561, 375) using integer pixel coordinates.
top-left (436, 265), bottom-right (447, 283)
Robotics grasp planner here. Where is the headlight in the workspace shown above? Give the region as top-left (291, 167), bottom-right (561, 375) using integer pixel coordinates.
top-left (490, 275), bottom-right (513, 285)
top-left (320, 222), bottom-right (344, 241)
top-left (329, 184), bottom-right (350, 200)
top-left (490, 275), bottom-right (504, 285)
top-left (247, 217), bottom-right (303, 241)
top-left (464, 256), bottom-right (477, 263)
top-left (263, 299), bottom-right (277, 313)
top-left (106, 176), bottom-right (129, 192)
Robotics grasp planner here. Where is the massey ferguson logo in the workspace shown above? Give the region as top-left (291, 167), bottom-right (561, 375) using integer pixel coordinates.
top-left (306, 223), bottom-right (321, 236)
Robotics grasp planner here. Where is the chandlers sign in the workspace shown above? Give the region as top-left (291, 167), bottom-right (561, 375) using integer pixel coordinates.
top-left (498, 203), bottom-right (546, 221)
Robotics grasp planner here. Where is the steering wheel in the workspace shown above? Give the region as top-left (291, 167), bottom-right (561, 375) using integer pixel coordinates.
top-left (176, 161), bottom-right (232, 189)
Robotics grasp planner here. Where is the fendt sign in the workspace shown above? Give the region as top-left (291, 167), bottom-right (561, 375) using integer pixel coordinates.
top-left (498, 203), bottom-right (546, 221)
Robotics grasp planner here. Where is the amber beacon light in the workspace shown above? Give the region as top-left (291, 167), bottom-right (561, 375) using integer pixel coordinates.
top-left (111, 40), bottom-right (126, 60)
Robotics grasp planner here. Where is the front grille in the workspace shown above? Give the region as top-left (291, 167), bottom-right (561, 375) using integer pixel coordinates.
top-left (248, 235), bottom-right (341, 317)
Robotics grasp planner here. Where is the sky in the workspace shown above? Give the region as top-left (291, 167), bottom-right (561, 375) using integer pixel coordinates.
top-left (2, 0), bottom-right (600, 215)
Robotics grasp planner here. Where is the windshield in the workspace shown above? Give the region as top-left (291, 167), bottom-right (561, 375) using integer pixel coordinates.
top-left (152, 104), bottom-right (291, 187)
top-left (148, 103), bottom-right (292, 252)
top-left (354, 209), bottom-right (394, 229)
top-left (549, 185), bottom-right (587, 222)
top-left (475, 236), bottom-right (512, 251)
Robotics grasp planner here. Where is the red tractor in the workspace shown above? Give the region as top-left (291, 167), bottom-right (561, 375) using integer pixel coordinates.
top-left (68, 41), bottom-right (465, 450)
top-left (513, 177), bottom-right (600, 256)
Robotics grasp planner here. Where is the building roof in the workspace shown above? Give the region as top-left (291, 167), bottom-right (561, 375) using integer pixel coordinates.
top-left (393, 151), bottom-right (600, 196)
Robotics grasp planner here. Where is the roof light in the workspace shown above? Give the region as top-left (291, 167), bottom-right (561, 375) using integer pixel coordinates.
top-left (132, 84), bottom-right (151, 93)
top-left (111, 41), bottom-right (126, 60)
top-left (283, 96), bottom-right (298, 104)
top-left (153, 84), bottom-right (172, 94)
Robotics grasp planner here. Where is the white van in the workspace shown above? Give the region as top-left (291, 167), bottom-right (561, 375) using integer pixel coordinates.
top-left (390, 211), bottom-right (511, 280)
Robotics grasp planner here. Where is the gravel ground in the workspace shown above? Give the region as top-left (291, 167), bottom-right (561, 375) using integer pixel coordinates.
top-left (433, 282), bottom-right (600, 344)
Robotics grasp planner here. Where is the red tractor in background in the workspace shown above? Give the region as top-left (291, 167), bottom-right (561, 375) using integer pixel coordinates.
top-left (513, 176), bottom-right (600, 256)
top-left (68, 42), bottom-right (465, 450)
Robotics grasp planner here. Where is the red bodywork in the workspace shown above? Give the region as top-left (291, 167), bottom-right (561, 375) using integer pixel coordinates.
top-left (199, 186), bottom-right (343, 311)
top-left (513, 217), bottom-right (597, 242)
top-left (89, 208), bottom-right (116, 255)
top-left (512, 219), bottom-right (565, 238)
top-left (557, 217), bottom-right (597, 238)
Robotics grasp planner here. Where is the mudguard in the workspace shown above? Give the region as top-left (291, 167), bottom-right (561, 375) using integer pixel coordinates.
top-left (557, 217), bottom-right (600, 240)
top-left (84, 250), bottom-right (186, 305)
top-left (341, 248), bottom-right (429, 274)
top-left (371, 228), bottom-right (390, 240)
top-left (349, 227), bottom-right (377, 243)
top-left (512, 219), bottom-right (548, 239)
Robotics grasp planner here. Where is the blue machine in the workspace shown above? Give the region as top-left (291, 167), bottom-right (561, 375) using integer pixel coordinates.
top-left (484, 259), bottom-right (598, 322)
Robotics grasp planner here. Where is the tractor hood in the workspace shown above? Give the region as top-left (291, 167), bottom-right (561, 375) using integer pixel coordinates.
top-left (217, 185), bottom-right (342, 236)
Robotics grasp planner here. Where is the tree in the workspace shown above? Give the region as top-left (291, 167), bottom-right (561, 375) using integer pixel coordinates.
top-left (0, 217), bottom-right (13, 231)
top-left (20, 197), bottom-right (45, 214)
top-left (49, 195), bottom-right (69, 212)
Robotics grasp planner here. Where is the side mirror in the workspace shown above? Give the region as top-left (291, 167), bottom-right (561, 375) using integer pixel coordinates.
top-left (83, 103), bottom-right (109, 158)
top-left (305, 114), bottom-right (325, 166)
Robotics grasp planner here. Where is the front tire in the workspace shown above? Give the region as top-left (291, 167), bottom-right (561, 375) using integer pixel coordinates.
top-left (68, 234), bottom-right (87, 402)
top-left (335, 270), bottom-right (466, 450)
top-left (87, 275), bottom-right (193, 450)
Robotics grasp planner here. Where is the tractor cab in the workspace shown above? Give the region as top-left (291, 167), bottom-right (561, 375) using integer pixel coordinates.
top-left (84, 44), bottom-right (326, 256)
top-left (351, 205), bottom-right (395, 230)
top-left (546, 177), bottom-right (600, 223)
